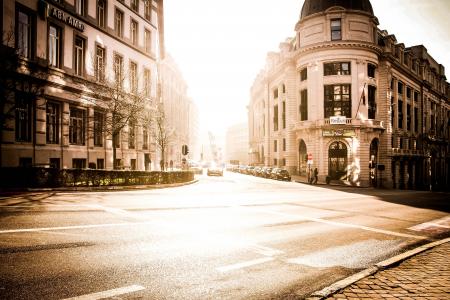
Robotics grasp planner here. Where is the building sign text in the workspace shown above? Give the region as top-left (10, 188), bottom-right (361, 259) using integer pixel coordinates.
top-left (322, 129), bottom-right (355, 137)
top-left (329, 116), bottom-right (347, 125)
top-left (49, 7), bottom-right (85, 31)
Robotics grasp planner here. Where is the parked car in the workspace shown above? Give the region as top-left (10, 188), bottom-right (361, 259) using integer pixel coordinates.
top-left (207, 164), bottom-right (223, 176)
top-left (271, 168), bottom-right (291, 181)
top-left (245, 166), bottom-right (255, 175)
top-left (252, 167), bottom-right (262, 176)
top-left (261, 167), bottom-right (273, 178)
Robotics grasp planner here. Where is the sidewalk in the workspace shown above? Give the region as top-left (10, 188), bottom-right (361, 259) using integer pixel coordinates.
top-left (291, 175), bottom-right (367, 188)
top-left (308, 238), bottom-right (450, 299)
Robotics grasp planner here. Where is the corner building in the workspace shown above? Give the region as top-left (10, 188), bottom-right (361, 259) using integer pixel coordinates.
top-left (248, 0), bottom-right (450, 189)
top-left (1, 0), bottom-right (164, 170)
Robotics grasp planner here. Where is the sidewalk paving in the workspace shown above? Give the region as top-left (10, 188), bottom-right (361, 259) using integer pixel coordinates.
top-left (308, 239), bottom-right (450, 300)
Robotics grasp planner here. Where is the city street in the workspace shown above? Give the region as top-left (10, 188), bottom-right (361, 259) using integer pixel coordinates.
top-left (0, 172), bottom-right (449, 300)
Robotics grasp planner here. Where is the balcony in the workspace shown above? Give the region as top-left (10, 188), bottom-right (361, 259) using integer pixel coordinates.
top-left (293, 118), bottom-right (384, 131)
top-left (391, 148), bottom-right (424, 157)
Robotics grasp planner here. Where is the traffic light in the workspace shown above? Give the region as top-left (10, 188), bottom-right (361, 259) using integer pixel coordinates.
top-left (182, 145), bottom-right (189, 156)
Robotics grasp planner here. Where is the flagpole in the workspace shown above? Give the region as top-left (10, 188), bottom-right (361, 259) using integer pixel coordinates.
top-left (354, 83), bottom-right (366, 119)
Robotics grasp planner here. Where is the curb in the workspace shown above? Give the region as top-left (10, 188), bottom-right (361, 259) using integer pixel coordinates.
top-left (0, 179), bottom-right (199, 196)
top-left (305, 237), bottom-right (450, 299)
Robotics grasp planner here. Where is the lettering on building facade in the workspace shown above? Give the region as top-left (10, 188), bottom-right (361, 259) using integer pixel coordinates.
top-left (49, 7), bottom-right (85, 31)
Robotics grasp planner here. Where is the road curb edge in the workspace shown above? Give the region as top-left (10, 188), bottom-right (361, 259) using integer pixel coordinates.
top-left (305, 237), bottom-right (450, 299)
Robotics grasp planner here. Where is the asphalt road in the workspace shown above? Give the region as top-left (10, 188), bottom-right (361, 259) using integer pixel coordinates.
top-left (0, 172), bottom-right (449, 299)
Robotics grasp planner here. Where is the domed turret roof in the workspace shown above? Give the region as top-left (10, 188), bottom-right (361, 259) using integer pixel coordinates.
top-left (300, 0), bottom-right (374, 20)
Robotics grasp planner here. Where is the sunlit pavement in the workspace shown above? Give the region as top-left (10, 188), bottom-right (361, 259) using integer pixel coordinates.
top-left (0, 172), bottom-right (449, 299)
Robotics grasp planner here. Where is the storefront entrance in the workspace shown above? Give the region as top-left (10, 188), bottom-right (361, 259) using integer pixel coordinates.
top-left (328, 141), bottom-right (347, 180)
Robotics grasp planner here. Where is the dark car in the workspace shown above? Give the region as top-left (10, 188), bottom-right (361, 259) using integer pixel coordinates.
top-left (271, 168), bottom-right (291, 181)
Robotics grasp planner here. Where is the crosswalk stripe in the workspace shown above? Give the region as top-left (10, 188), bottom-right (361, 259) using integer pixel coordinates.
top-left (62, 285), bottom-right (145, 300)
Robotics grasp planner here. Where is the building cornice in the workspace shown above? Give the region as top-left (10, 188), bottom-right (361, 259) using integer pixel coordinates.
top-left (294, 41), bottom-right (382, 63)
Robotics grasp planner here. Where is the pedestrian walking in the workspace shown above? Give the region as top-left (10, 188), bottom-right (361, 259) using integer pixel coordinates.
top-left (313, 168), bottom-right (318, 184)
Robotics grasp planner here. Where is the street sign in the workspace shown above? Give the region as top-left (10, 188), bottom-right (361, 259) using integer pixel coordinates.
top-left (330, 116), bottom-right (347, 125)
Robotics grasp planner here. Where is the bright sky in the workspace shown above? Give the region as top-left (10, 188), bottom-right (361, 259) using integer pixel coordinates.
top-left (164, 0), bottom-right (450, 138)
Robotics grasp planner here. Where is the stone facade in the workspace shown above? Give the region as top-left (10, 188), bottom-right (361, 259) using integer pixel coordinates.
top-left (248, 1), bottom-right (450, 189)
top-left (160, 53), bottom-right (199, 169)
top-left (1, 0), bottom-right (164, 170)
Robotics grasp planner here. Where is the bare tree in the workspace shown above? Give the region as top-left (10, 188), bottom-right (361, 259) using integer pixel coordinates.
top-left (149, 103), bottom-right (173, 171)
top-left (0, 26), bottom-right (49, 166)
top-left (84, 55), bottom-right (148, 169)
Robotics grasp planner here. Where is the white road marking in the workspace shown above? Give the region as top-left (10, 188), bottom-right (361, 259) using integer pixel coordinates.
top-left (0, 221), bottom-right (154, 234)
top-left (248, 244), bottom-right (284, 257)
top-left (62, 284), bottom-right (145, 300)
top-left (86, 204), bottom-right (147, 220)
top-left (236, 206), bottom-right (425, 240)
top-left (408, 215), bottom-right (450, 232)
top-left (216, 257), bottom-right (274, 272)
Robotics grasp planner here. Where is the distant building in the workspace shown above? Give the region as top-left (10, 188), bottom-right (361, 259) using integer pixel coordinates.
top-left (160, 53), bottom-right (199, 168)
top-left (248, 0), bottom-right (450, 189)
top-left (225, 123), bottom-right (248, 166)
top-left (1, 0), bottom-right (165, 170)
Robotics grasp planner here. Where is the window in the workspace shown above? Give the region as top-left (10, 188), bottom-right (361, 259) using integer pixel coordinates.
top-left (273, 159), bottom-right (278, 166)
top-left (414, 107), bottom-right (418, 133)
top-left (368, 64), bottom-right (376, 78)
top-left (324, 85), bottom-right (351, 118)
top-left (16, 8), bottom-right (33, 58)
top-left (273, 89), bottom-right (278, 99)
top-left (398, 81), bottom-right (403, 95)
top-left (130, 159), bottom-right (136, 170)
top-left (48, 24), bottom-right (61, 67)
top-left (283, 138), bottom-right (286, 151)
top-left (143, 128), bottom-right (149, 150)
top-left (76, 0), bottom-right (85, 16)
top-left (273, 105), bottom-right (278, 131)
top-left (97, 0), bottom-right (106, 28)
top-left (131, 19), bottom-right (138, 46)
top-left (72, 159), bottom-right (86, 169)
top-left (406, 87), bottom-right (411, 99)
top-left (282, 84), bottom-right (286, 94)
top-left (282, 158), bottom-right (286, 167)
top-left (97, 159), bottom-right (105, 169)
top-left (114, 54), bottom-right (123, 87)
top-left (144, 0), bottom-right (151, 21)
top-left (19, 157), bottom-right (32, 167)
top-left (69, 107), bottom-right (85, 145)
top-left (94, 111), bottom-right (104, 146)
top-left (131, 0), bottom-right (139, 11)
top-left (129, 61), bottom-right (138, 93)
top-left (74, 36), bottom-right (85, 76)
top-left (46, 102), bottom-right (59, 144)
top-left (300, 89), bottom-right (308, 121)
top-left (50, 158), bottom-right (60, 169)
top-left (144, 68), bottom-right (151, 97)
top-left (300, 68), bottom-right (307, 81)
top-left (15, 93), bottom-right (32, 142)
top-left (282, 102), bottom-right (286, 129)
top-left (324, 62), bottom-right (351, 76)
top-left (128, 120), bottom-right (136, 149)
top-left (398, 100), bottom-right (403, 129)
top-left (274, 140), bottom-right (278, 152)
top-left (407, 104), bottom-right (411, 131)
top-left (95, 46), bottom-right (105, 82)
top-left (115, 9), bottom-right (124, 37)
top-left (368, 86), bottom-right (376, 119)
top-left (144, 29), bottom-right (151, 53)
top-left (331, 19), bottom-right (341, 40)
